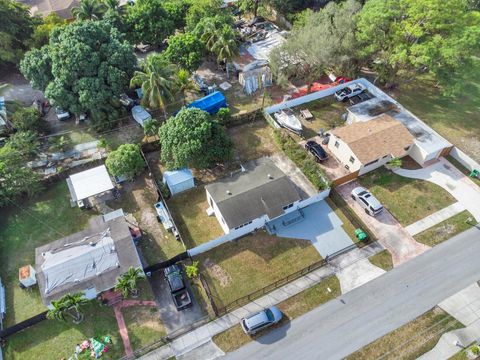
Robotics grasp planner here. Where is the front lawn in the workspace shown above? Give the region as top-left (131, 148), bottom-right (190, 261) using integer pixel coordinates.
top-left (195, 231), bottom-right (321, 308)
top-left (0, 182), bottom-right (95, 326)
top-left (4, 302), bottom-right (123, 360)
top-left (123, 306), bottom-right (166, 353)
top-left (213, 275), bottom-right (340, 353)
top-left (346, 307), bottom-right (464, 360)
top-left (358, 168), bottom-right (456, 226)
top-left (167, 187), bottom-right (224, 248)
top-left (369, 250), bottom-right (394, 271)
top-left (414, 210), bottom-right (475, 247)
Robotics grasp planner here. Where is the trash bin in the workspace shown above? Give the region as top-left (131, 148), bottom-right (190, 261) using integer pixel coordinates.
top-left (470, 169), bottom-right (479, 178)
top-left (354, 228), bottom-right (368, 241)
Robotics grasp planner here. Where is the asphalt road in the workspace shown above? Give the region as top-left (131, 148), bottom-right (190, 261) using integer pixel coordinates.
top-left (226, 225), bottom-right (480, 360)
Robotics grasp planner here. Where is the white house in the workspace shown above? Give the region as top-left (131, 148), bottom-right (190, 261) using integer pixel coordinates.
top-left (35, 211), bottom-right (142, 306)
top-left (328, 115), bottom-right (415, 176)
top-left (205, 158), bottom-right (303, 234)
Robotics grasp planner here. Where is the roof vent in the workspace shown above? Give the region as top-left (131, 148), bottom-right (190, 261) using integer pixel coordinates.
top-left (89, 241), bottom-right (95, 246)
top-left (267, 174), bottom-right (273, 179)
top-left (226, 190), bottom-right (232, 195)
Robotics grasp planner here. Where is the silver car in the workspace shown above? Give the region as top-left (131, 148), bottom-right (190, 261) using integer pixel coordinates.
top-left (240, 306), bottom-right (283, 335)
top-left (351, 186), bottom-right (383, 216)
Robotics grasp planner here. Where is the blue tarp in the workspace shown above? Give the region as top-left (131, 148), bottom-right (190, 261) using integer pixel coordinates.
top-left (186, 91), bottom-right (227, 114)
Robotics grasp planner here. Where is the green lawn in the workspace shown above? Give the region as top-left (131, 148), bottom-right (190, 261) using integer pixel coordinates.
top-left (213, 275), bottom-right (340, 353)
top-left (445, 155), bottom-right (480, 187)
top-left (346, 307), bottom-right (464, 360)
top-left (0, 182), bottom-right (95, 325)
top-left (390, 59), bottom-right (480, 163)
top-left (414, 210), bottom-right (475, 247)
top-left (358, 168), bottom-right (456, 226)
top-left (167, 187), bottom-right (224, 248)
top-left (369, 250), bottom-right (394, 271)
top-left (195, 231), bottom-right (321, 308)
top-left (123, 306), bottom-right (166, 353)
top-left (4, 302), bottom-right (123, 360)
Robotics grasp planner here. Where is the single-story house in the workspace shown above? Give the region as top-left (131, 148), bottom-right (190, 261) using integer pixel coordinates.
top-left (67, 165), bottom-right (115, 208)
top-left (163, 168), bottom-right (195, 196)
top-left (328, 115), bottom-right (415, 176)
top-left (35, 210), bottom-right (142, 306)
top-left (205, 158), bottom-right (303, 234)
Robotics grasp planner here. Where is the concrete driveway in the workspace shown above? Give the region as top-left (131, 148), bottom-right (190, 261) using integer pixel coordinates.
top-left (148, 271), bottom-right (206, 335)
top-left (336, 181), bottom-right (429, 266)
top-left (267, 200), bottom-right (354, 257)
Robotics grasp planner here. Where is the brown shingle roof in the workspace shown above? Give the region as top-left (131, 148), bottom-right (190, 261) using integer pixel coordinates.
top-left (332, 115), bottom-right (414, 164)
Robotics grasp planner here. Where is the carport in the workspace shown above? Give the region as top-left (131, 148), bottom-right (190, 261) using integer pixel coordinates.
top-left (267, 201), bottom-right (354, 257)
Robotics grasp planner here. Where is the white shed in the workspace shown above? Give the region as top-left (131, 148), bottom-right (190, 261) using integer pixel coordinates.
top-left (163, 169), bottom-right (194, 196)
top-left (67, 165), bottom-right (114, 207)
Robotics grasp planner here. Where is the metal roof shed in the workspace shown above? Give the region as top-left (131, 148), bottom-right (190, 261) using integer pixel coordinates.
top-left (163, 168), bottom-right (194, 196)
top-left (67, 165), bottom-right (114, 204)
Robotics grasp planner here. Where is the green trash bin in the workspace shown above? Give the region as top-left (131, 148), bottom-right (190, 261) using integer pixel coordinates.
top-left (354, 228), bottom-right (368, 241)
top-left (470, 169), bottom-right (479, 178)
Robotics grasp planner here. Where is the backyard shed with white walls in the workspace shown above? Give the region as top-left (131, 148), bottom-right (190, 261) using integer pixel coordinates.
top-left (205, 158), bottom-right (303, 234)
top-left (163, 168), bottom-right (195, 196)
top-left (328, 115), bottom-right (414, 175)
top-left (67, 165), bottom-right (115, 207)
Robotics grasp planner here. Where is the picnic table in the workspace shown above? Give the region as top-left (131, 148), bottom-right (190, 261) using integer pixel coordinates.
top-left (300, 109), bottom-right (314, 120)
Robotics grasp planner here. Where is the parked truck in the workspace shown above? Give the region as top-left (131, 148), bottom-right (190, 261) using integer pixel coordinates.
top-left (164, 265), bottom-right (192, 310)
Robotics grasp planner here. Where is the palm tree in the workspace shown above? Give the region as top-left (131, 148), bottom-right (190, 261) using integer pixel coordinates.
top-left (102, 0), bottom-right (120, 12)
top-left (47, 292), bottom-right (88, 323)
top-left (387, 157), bottom-right (403, 169)
top-left (175, 69), bottom-right (195, 105)
top-left (130, 54), bottom-right (176, 119)
top-left (115, 267), bottom-right (145, 298)
top-left (212, 26), bottom-right (239, 79)
top-left (200, 19), bottom-right (219, 52)
top-left (114, 274), bottom-right (132, 298)
top-left (71, 0), bottom-right (104, 20)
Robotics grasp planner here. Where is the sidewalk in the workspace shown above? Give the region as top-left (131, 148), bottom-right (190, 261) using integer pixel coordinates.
top-left (139, 242), bottom-right (384, 360)
top-left (405, 202), bottom-right (466, 236)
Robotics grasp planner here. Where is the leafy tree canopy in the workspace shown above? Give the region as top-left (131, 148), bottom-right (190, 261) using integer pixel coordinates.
top-left (164, 32), bottom-right (204, 72)
top-left (158, 107), bottom-right (233, 170)
top-left (11, 106), bottom-right (44, 132)
top-left (185, 0), bottom-right (225, 31)
top-left (105, 143), bottom-right (145, 179)
top-left (126, 0), bottom-right (175, 46)
top-left (357, 0), bottom-right (480, 95)
top-left (20, 21), bottom-right (136, 130)
top-left (163, 0), bottom-right (192, 29)
top-left (30, 13), bottom-right (67, 49)
top-left (0, 0), bottom-right (39, 65)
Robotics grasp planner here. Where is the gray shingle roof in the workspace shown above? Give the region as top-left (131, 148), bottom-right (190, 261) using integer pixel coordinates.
top-left (206, 158), bottom-right (302, 229)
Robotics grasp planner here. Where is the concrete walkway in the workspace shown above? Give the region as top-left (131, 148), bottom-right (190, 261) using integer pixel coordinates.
top-left (418, 283), bottom-right (480, 360)
top-left (394, 158), bottom-right (480, 221)
top-left (139, 243), bottom-right (385, 360)
top-left (405, 202), bottom-right (466, 236)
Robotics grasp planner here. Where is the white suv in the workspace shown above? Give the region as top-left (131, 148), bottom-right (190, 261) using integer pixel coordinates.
top-left (335, 83), bottom-right (366, 102)
top-left (351, 186), bottom-right (383, 216)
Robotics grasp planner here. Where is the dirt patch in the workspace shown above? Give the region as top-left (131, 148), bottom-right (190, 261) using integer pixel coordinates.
top-left (204, 258), bottom-right (232, 288)
top-left (126, 307), bottom-right (164, 332)
top-left (435, 223), bottom-right (455, 236)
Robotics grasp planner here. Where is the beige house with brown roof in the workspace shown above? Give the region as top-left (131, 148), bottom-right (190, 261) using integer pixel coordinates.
top-left (327, 114), bottom-right (415, 176)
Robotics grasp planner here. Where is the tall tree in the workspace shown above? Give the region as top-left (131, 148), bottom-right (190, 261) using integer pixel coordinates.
top-left (185, 0), bottom-right (224, 31)
top-left (47, 292), bottom-right (88, 323)
top-left (0, 0), bottom-right (38, 65)
top-left (174, 68), bottom-right (195, 105)
top-left (356, 0), bottom-right (480, 94)
top-left (20, 21), bottom-right (136, 131)
top-left (164, 32), bottom-right (205, 72)
top-left (211, 26), bottom-right (238, 78)
top-left (130, 54), bottom-right (176, 118)
top-left (126, 0), bottom-right (175, 46)
top-left (71, 0), bottom-right (105, 20)
top-left (30, 13), bottom-right (66, 49)
top-left (105, 143), bottom-right (145, 179)
top-left (158, 108), bottom-right (233, 170)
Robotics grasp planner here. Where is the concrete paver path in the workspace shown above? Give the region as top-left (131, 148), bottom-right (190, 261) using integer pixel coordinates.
top-left (394, 158), bottom-right (480, 221)
top-left (405, 202), bottom-right (466, 236)
top-left (336, 181), bottom-right (429, 266)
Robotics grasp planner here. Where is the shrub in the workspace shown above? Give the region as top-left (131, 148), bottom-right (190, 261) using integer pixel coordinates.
top-left (185, 261), bottom-right (199, 279)
top-left (471, 345), bottom-right (480, 355)
top-left (215, 107), bottom-right (231, 125)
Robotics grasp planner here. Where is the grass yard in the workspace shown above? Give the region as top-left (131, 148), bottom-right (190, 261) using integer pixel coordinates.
top-left (195, 231), bottom-right (321, 307)
top-left (123, 306), bottom-right (166, 352)
top-left (445, 155), bottom-right (480, 187)
top-left (346, 307), bottom-right (464, 360)
top-left (107, 175), bottom-right (184, 263)
top-left (213, 275), bottom-right (340, 353)
top-left (414, 210), bottom-right (475, 247)
top-left (224, 82), bottom-right (272, 115)
top-left (390, 60), bottom-right (480, 163)
top-left (4, 302), bottom-right (123, 360)
top-left (228, 120), bottom-right (278, 162)
top-left (167, 187), bottom-right (224, 248)
top-left (325, 198), bottom-right (362, 244)
top-left (0, 182), bottom-right (95, 325)
top-left (291, 97), bottom-right (347, 139)
top-left (369, 250), bottom-right (394, 271)
top-left (358, 168), bottom-right (456, 226)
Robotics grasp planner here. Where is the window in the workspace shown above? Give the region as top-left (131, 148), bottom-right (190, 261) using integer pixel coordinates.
top-left (283, 203), bottom-right (294, 210)
top-left (349, 156), bottom-right (355, 164)
top-left (334, 141), bottom-right (340, 148)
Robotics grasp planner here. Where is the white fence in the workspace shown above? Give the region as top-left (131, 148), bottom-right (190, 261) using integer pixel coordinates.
top-left (187, 189), bottom-right (330, 257)
top-left (450, 147), bottom-right (480, 172)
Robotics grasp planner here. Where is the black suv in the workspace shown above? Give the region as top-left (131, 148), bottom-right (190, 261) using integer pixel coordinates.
top-left (305, 140), bottom-right (328, 162)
